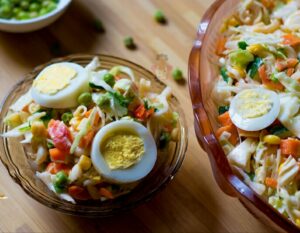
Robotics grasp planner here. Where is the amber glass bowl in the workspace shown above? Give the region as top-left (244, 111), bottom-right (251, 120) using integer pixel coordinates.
top-left (0, 54), bottom-right (188, 217)
top-left (188, 1), bottom-right (299, 232)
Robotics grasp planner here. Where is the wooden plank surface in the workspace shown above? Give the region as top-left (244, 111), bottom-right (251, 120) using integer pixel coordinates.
top-left (0, 0), bottom-right (274, 232)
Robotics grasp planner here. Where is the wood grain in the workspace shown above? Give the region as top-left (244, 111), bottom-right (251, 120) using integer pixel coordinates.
top-left (0, 0), bottom-right (274, 232)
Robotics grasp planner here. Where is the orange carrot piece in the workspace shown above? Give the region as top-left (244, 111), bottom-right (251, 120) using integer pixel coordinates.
top-left (99, 187), bottom-right (114, 199)
top-left (265, 177), bottom-right (277, 188)
top-left (134, 104), bottom-right (146, 119)
top-left (261, 0), bottom-right (274, 9)
top-left (217, 111), bottom-right (232, 126)
top-left (85, 109), bottom-right (93, 118)
top-left (216, 123), bottom-right (238, 145)
top-left (259, 64), bottom-right (284, 91)
top-left (282, 34), bottom-right (300, 46)
top-left (49, 148), bottom-right (68, 162)
top-left (287, 68), bottom-right (295, 77)
top-left (145, 108), bottom-right (155, 118)
top-left (276, 58), bottom-right (298, 72)
top-left (79, 129), bottom-right (95, 148)
top-left (68, 185), bottom-right (91, 200)
top-left (46, 162), bottom-right (70, 174)
top-left (280, 138), bottom-right (300, 157)
top-left (216, 37), bottom-right (227, 56)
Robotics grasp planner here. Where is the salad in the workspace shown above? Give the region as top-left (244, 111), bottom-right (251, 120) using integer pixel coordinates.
top-left (213, 0), bottom-right (300, 227)
top-left (1, 57), bottom-right (179, 203)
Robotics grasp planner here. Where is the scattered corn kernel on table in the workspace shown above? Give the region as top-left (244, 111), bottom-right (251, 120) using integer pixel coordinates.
top-left (0, 0), bottom-right (275, 232)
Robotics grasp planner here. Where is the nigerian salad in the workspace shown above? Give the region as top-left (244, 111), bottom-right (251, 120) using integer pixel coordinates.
top-left (213, 0), bottom-right (300, 227)
top-left (1, 57), bottom-right (179, 203)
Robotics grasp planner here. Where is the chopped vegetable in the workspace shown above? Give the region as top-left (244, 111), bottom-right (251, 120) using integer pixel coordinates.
top-left (61, 112), bottom-right (73, 125)
top-left (247, 57), bottom-right (263, 79)
top-left (280, 138), bottom-right (300, 157)
top-left (265, 177), bottom-right (277, 188)
top-left (258, 64), bottom-right (284, 91)
top-left (103, 73), bottom-right (115, 87)
top-left (238, 41), bottom-right (248, 50)
top-left (49, 148), bottom-right (68, 162)
top-left (217, 111), bottom-right (232, 126)
top-left (68, 185), bottom-right (90, 200)
top-left (216, 124), bottom-right (238, 145)
top-left (229, 49), bottom-right (254, 68)
top-left (77, 92), bottom-right (92, 106)
top-left (216, 37), bottom-right (227, 56)
top-left (220, 67), bottom-right (230, 83)
top-left (218, 106), bottom-right (230, 115)
top-left (282, 34), bottom-right (300, 46)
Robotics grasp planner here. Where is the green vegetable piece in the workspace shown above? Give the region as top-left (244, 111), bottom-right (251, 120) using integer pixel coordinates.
top-left (238, 41), bottom-right (248, 50)
top-left (29, 3), bottom-right (40, 12)
top-left (218, 106), bottom-right (229, 115)
top-left (77, 92), bottom-right (92, 106)
top-left (53, 183), bottom-right (65, 194)
top-left (47, 141), bottom-right (54, 149)
top-left (61, 112), bottom-right (73, 125)
top-left (172, 68), bottom-right (184, 81)
top-left (124, 36), bottom-right (136, 49)
top-left (0, 4), bottom-right (13, 19)
top-left (97, 93), bottom-right (111, 108)
top-left (20, 0), bottom-right (30, 10)
top-left (229, 49), bottom-right (254, 68)
top-left (269, 125), bottom-right (291, 138)
top-left (93, 19), bottom-right (105, 33)
top-left (103, 73), bottom-right (116, 87)
top-left (159, 131), bottom-right (171, 149)
top-left (54, 171), bottom-right (68, 187)
top-left (220, 67), bottom-right (229, 83)
top-left (18, 125), bottom-right (31, 132)
top-left (247, 57), bottom-right (263, 79)
top-left (154, 10), bottom-right (166, 24)
top-left (270, 73), bottom-right (279, 83)
top-left (246, 172), bottom-right (255, 181)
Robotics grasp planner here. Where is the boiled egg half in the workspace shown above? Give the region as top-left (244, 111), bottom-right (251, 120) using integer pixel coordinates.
top-left (229, 88), bottom-right (280, 131)
top-left (31, 62), bottom-right (89, 109)
top-left (91, 120), bottom-right (157, 183)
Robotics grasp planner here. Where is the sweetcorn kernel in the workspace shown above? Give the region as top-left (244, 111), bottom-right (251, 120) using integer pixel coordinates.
top-left (31, 121), bottom-right (47, 137)
top-left (263, 135), bottom-right (281, 145)
top-left (78, 155), bottom-right (92, 171)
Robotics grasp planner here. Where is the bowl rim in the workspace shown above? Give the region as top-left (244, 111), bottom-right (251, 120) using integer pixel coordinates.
top-left (0, 53), bottom-right (188, 217)
top-left (188, 0), bottom-right (300, 232)
top-left (0, 0), bottom-right (72, 25)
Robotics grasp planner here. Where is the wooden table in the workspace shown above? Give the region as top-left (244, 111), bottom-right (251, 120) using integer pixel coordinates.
top-left (0, 0), bottom-right (275, 232)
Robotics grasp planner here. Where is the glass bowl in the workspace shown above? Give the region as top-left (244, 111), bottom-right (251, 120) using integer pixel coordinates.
top-left (0, 54), bottom-right (188, 217)
top-left (188, 1), bottom-right (300, 232)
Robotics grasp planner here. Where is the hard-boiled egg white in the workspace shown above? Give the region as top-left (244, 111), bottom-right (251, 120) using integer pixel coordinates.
top-left (91, 120), bottom-right (157, 183)
top-left (229, 88), bottom-right (280, 131)
top-left (31, 62), bottom-right (89, 109)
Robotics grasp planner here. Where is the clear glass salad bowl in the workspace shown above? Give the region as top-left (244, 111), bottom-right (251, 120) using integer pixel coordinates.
top-left (188, 0), bottom-right (300, 232)
top-left (0, 54), bottom-right (188, 217)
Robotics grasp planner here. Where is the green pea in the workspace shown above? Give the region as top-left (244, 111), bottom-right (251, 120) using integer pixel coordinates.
top-left (39, 8), bottom-right (48, 16)
top-left (46, 2), bottom-right (57, 12)
top-left (29, 11), bottom-right (38, 18)
top-left (20, 0), bottom-right (30, 10)
top-left (0, 5), bottom-right (13, 19)
top-left (61, 112), bottom-right (73, 125)
top-left (12, 7), bottom-right (21, 16)
top-left (154, 10), bottom-right (166, 24)
top-left (77, 92), bottom-right (92, 106)
top-left (97, 93), bottom-right (111, 108)
top-left (123, 36), bottom-right (136, 49)
top-left (53, 183), bottom-right (65, 193)
top-left (103, 73), bottom-right (115, 87)
top-left (16, 11), bottom-right (29, 20)
top-left (54, 171), bottom-right (68, 187)
top-left (172, 68), bottom-right (184, 81)
top-left (29, 3), bottom-right (40, 12)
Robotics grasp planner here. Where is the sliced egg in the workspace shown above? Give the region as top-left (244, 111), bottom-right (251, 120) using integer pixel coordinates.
top-left (31, 62), bottom-right (89, 109)
top-left (229, 88), bottom-right (280, 131)
top-left (91, 120), bottom-right (157, 183)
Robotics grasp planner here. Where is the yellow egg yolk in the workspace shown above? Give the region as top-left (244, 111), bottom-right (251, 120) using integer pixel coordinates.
top-left (33, 65), bottom-right (77, 95)
top-left (236, 89), bottom-right (272, 118)
top-left (101, 132), bottom-right (145, 170)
